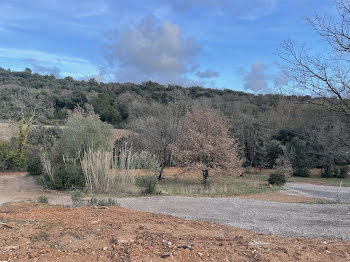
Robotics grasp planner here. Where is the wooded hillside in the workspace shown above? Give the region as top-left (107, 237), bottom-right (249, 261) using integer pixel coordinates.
top-left (1, 67), bottom-right (349, 170)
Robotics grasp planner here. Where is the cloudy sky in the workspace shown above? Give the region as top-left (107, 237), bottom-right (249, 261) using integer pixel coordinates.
top-left (0, 0), bottom-right (334, 92)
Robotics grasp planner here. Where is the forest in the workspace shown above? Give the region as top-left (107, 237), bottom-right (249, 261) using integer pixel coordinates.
top-left (0, 67), bottom-right (349, 182)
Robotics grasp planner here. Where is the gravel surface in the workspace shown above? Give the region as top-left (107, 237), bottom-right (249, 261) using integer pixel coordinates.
top-left (1, 173), bottom-right (349, 241)
top-left (117, 195), bottom-right (350, 241)
top-left (285, 182), bottom-right (350, 203)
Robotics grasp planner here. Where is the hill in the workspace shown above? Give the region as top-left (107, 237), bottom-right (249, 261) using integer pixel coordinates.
top-left (0, 67), bottom-right (349, 168)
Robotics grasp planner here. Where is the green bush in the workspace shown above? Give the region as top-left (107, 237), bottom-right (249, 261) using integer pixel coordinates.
top-left (89, 196), bottom-right (118, 206)
top-left (338, 166), bottom-right (349, 178)
top-left (58, 111), bottom-right (113, 159)
top-left (268, 173), bottom-right (286, 186)
top-left (27, 154), bottom-right (43, 176)
top-left (135, 176), bottom-right (158, 194)
top-left (37, 196), bottom-right (48, 204)
top-left (293, 168), bottom-right (310, 177)
top-left (0, 141), bottom-right (16, 170)
top-left (49, 163), bottom-right (85, 190)
top-left (71, 190), bottom-right (84, 207)
top-left (323, 166), bottom-right (349, 178)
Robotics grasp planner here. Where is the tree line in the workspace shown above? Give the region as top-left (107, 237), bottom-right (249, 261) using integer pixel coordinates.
top-left (0, 67), bottom-right (349, 179)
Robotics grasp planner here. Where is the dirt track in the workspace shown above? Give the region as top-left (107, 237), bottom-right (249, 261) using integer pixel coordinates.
top-left (0, 173), bottom-right (71, 206)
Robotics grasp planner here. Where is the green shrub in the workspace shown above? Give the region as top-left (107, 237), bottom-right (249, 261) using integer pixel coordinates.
top-left (90, 195), bottom-right (98, 206)
top-left (27, 154), bottom-right (43, 176)
top-left (37, 196), bottom-right (48, 204)
top-left (0, 141), bottom-right (16, 170)
top-left (89, 196), bottom-right (118, 206)
top-left (58, 110), bottom-right (113, 159)
top-left (321, 166), bottom-right (348, 178)
top-left (338, 166), bottom-right (349, 178)
top-left (71, 191), bottom-right (84, 207)
top-left (135, 176), bottom-right (158, 194)
top-left (293, 168), bottom-right (310, 177)
top-left (268, 173), bottom-right (286, 186)
top-left (97, 198), bottom-right (118, 206)
top-left (49, 163), bottom-right (85, 190)
top-left (321, 167), bottom-right (333, 178)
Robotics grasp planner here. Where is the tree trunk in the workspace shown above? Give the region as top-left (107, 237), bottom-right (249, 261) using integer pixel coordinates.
top-left (158, 166), bottom-right (165, 180)
top-left (202, 169), bottom-right (209, 184)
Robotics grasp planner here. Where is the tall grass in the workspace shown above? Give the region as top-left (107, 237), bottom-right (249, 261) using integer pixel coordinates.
top-left (80, 148), bottom-right (113, 193)
top-left (81, 144), bottom-right (139, 194)
top-left (40, 152), bottom-right (54, 187)
top-left (112, 143), bottom-right (137, 194)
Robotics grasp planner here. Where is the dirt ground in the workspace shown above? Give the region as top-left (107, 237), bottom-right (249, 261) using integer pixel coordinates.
top-left (0, 203), bottom-right (349, 262)
top-left (0, 172), bottom-right (71, 206)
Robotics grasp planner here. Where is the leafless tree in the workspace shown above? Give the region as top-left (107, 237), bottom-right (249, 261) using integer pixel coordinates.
top-left (278, 0), bottom-right (350, 116)
top-left (128, 96), bottom-right (192, 179)
top-left (172, 106), bottom-right (242, 183)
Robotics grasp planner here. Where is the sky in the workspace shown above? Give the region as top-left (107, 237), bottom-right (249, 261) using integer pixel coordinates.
top-left (0, 0), bottom-right (335, 93)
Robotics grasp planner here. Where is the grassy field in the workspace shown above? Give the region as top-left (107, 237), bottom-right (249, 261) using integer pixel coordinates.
top-left (154, 167), bottom-right (350, 197)
top-left (243, 168), bottom-right (350, 187)
top-left (155, 168), bottom-right (281, 197)
top-left (288, 175), bottom-right (350, 187)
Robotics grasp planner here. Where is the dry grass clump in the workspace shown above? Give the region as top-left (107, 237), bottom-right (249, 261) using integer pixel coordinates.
top-left (80, 148), bottom-right (113, 193)
top-left (80, 144), bottom-right (139, 194)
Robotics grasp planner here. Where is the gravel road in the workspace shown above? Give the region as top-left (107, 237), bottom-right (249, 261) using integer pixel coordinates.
top-left (118, 183), bottom-right (350, 240)
top-left (0, 173), bottom-right (349, 240)
top-left (285, 182), bottom-right (350, 203)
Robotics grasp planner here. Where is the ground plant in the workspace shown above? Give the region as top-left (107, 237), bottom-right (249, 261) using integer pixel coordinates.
top-left (135, 175), bottom-right (158, 194)
top-left (268, 173), bottom-right (287, 186)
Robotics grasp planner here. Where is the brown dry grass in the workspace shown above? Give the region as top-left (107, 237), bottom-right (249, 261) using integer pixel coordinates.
top-left (0, 203), bottom-right (349, 262)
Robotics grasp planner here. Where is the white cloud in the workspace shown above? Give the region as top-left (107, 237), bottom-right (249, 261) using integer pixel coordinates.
top-left (0, 47), bottom-right (89, 65)
top-left (195, 69), bottom-right (219, 78)
top-left (242, 61), bottom-right (268, 92)
top-left (104, 16), bottom-right (200, 85)
top-left (0, 47), bottom-right (98, 78)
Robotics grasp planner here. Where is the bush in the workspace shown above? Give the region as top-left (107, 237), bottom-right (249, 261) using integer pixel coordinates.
top-left (338, 166), bottom-right (349, 178)
top-left (27, 154), bottom-right (43, 176)
top-left (268, 173), bottom-right (286, 186)
top-left (131, 151), bottom-right (160, 170)
top-left (135, 176), bottom-right (158, 194)
top-left (322, 166), bottom-right (349, 178)
top-left (71, 190), bottom-right (84, 207)
top-left (37, 196), bottom-right (48, 204)
top-left (293, 168), bottom-right (310, 177)
top-left (0, 141), bottom-right (16, 171)
top-left (58, 110), bottom-right (113, 159)
top-left (89, 196), bottom-right (118, 206)
top-left (49, 163), bottom-right (85, 190)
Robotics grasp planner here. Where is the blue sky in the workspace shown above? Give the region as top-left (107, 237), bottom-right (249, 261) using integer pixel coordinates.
top-left (0, 0), bottom-right (334, 92)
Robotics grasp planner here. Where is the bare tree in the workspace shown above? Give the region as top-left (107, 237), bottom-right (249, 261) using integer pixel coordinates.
top-left (172, 106), bottom-right (242, 183)
top-left (128, 97), bottom-right (191, 179)
top-left (278, 0), bottom-right (350, 115)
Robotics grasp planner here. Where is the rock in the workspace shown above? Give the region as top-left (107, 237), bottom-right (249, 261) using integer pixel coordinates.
top-left (161, 253), bottom-right (171, 258)
top-left (3, 246), bottom-right (19, 250)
